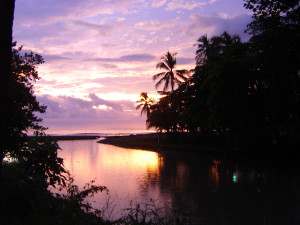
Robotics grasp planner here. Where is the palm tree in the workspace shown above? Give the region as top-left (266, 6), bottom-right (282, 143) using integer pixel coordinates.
top-left (136, 92), bottom-right (154, 117)
top-left (195, 35), bottom-right (209, 65)
top-left (153, 51), bottom-right (189, 92)
top-left (221, 31), bottom-right (241, 46)
top-left (195, 32), bottom-right (242, 65)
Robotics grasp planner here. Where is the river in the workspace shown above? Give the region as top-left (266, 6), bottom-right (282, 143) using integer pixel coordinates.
top-left (57, 139), bottom-right (300, 224)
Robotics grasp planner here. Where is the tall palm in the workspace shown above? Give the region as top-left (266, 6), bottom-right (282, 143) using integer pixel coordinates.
top-left (153, 51), bottom-right (189, 92)
top-left (136, 92), bottom-right (154, 117)
top-left (195, 34), bottom-right (209, 65)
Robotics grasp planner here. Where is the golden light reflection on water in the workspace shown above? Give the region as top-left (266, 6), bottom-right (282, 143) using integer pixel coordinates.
top-left (209, 160), bottom-right (221, 186)
top-left (57, 140), bottom-right (167, 220)
top-left (58, 140), bottom-right (161, 199)
top-left (100, 147), bottom-right (160, 172)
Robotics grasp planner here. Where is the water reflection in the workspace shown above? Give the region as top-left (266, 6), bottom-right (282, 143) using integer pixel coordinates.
top-left (58, 140), bottom-right (300, 224)
top-left (209, 160), bottom-right (221, 186)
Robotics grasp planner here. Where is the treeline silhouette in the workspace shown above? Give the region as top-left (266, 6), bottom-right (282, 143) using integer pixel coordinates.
top-left (139, 1), bottom-right (300, 149)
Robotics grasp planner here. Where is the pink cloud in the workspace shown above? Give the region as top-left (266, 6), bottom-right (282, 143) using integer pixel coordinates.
top-left (151, 0), bottom-right (167, 8)
top-left (37, 94), bottom-right (147, 134)
top-left (166, 0), bottom-right (206, 11)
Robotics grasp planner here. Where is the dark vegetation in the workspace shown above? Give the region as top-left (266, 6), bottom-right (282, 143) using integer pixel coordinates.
top-left (139, 0), bottom-right (300, 151)
top-left (36, 135), bottom-right (100, 141)
top-left (0, 42), bottom-right (109, 224)
top-left (99, 133), bottom-right (228, 153)
top-left (98, 133), bottom-right (299, 162)
top-left (0, 0), bottom-right (299, 224)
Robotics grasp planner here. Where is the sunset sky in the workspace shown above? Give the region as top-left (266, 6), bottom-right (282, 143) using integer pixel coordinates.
top-left (13, 0), bottom-right (252, 134)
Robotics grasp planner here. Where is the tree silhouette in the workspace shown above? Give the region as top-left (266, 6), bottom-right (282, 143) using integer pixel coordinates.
top-left (153, 51), bottom-right (189, 92)
top-left (195, 32), bottom-right (242, 66)
top-left (136, 92), bottom-right (154, 117)
top-left (195, 34), bottom-right (209, 65)
top-left (0, 0), bottom-right (15, 172)
top-left (0, 43), bottom-right (47, 171)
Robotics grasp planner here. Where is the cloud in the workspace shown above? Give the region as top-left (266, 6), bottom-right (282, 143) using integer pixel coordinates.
top-left (82, 76), bottom-right (155, 95)
top-left (177, 57), bottom-right (195, 65)
top-left (15, 0), bottom-right (146, 25)
top-left (187, 14), bottom-right (252, 41)
top-left (37, 94), bottom-right (145, 133)
top-left (43, 54), bottom-right (71, 62)
top-left (73, 20), bottom-right (126, 37)
top-left (151, 0), bottom-right (167, 7)
top-left (90, 54), bottom-right (156, 63)
top-left (88, 93), bottom-right (124, 111)
top-left (99, 64), bottom-right (119, 69)
top-left (134, 20), bottom-right (175, 30)
top-left (166, 0), bottom-right (206, 11)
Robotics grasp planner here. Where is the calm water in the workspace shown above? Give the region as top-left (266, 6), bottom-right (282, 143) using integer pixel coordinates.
top-left (58, 139), bottom-right (300, 224)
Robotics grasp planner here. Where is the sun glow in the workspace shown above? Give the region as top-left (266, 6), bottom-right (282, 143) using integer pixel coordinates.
top-left (92, 105), bottom-right (113, 110)
top-left (97, 92), bottom-right (161, 102)
top-left (130, 150), bottom-right (159, 169)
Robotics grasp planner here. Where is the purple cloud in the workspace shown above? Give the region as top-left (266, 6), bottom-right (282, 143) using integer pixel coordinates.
top-left (73, 20), bottom-right (126, 37)
top-left (37, 94), bottom-right (145, 134)
top-left (89, 54), bottom-right (156, 63)
top-left (166, 0), bottom-right (206, 11)
top-left (187, 14), bottom-right (252, 41)
top-left (15, 0), bottom-right (146, 25)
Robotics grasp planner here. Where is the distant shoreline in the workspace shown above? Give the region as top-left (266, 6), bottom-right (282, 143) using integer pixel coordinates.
top-left (97, 133), bottom-right (229, 156)
top-left (54, 135), bottom-right (100, 140)
top-left (98, 133), bottom-right (162, 152)
top-left (97, 133), bottom-right (300, 163)
top-left (28, 135), bottom-right (100, 141)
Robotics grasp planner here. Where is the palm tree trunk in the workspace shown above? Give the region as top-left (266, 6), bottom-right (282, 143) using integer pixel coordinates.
top-left (0, 0), bottom-right (15, 176)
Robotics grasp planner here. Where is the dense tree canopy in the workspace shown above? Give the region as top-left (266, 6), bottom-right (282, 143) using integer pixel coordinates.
top-left (141, 1), bottom-right (300, 148)
top-left (0, 44), bottom-right (67, 189)
top-left (1, 44), bottom-right (46, 160)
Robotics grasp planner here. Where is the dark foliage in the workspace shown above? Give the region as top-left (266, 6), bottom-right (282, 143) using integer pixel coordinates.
top-left (0, 163), bottom-right (109, 225)
top-left (0, 43), bottom-right (46, 169)
top-left (0, 0), bottom-right (15, 171)
top-left (144, 1), bottom-right (300, 149)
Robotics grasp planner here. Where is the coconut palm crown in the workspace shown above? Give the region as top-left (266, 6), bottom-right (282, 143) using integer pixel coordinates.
top-left (136, 92), bottom-right (154, 117)
top-left (153, 51), bottom-right (189, 92)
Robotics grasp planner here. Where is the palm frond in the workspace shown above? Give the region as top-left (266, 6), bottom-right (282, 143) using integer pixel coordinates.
top-left (153, 72), bottom-right (166, 81)
top-left (157, 90), bottom-right (170, 95)
top-left (165, 51), bottom-right (177, 69)
top-left (175, 69), bottom-right (190, 82)
top-left (136, 104), bottom-right (143, 110)
top-left (156, 61), bottom-right (170, 71)
top-left (163, 76), bottom-right (170, 91)
top-left (155, 76), bottom-right (167, 89)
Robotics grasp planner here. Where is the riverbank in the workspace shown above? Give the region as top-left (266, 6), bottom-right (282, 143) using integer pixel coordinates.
top-left (53, 135), bottom-right (100, 140)
top-left (98, 133), bottom-right (233, 156)
top-left (28, 135), bottom-right (100, 141)
top-left (98, 133), bottom-right (299, 162)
